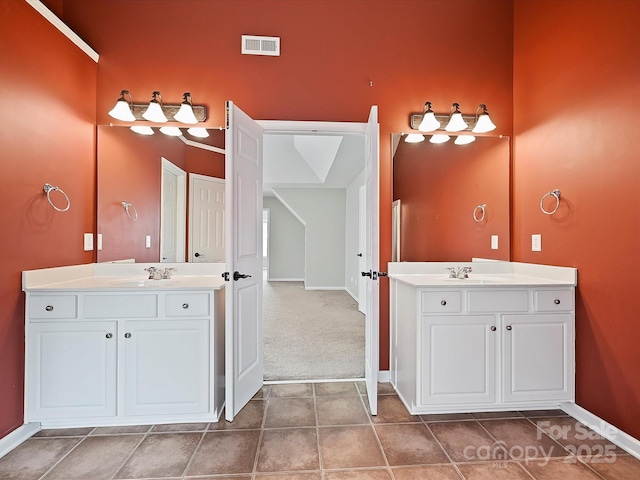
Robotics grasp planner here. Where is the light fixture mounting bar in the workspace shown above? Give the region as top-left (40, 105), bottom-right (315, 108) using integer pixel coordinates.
top-left (410, 113), bottom-right (477, 131)
top-left (130, 104), bottom-right (207, 122)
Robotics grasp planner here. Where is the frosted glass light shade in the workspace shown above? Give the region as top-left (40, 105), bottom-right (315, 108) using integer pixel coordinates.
top-left (130, 125), bottom-right (154, 135)
top-left (454, 135), bottom-right (476, 145)
top-left (174, 103), bottom-right (198, 124)
top-left (159, 126), bottom-right (182, 136)
top-left (418, 112), bottom-right (440, 132)
top-left (472, 114), bottom-right (497, 133)
top-left (430, 134), bottom-right (450, 144)
top-left (108, 99), bottom-right (136, 121)
top-left (404, 133), bottom-right (425, 143)
top-left (142, 101), bottom-right (168, 123)
top-left (445, 112), bottom-right (468, 132)
top-left (187, 127), bottom-right (210, 138)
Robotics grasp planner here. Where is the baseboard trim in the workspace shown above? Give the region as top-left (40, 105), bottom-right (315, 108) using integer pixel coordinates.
top-left (0, 423), bottom-right (40, 459)
top-left (266, 278), bottom-right (304, 282)
top-left (378, 370), bottom-right (390, 383)
top-left (304, 286), bottom-right (345, 291)
top-left (561, 402), bottom-right (640, 460)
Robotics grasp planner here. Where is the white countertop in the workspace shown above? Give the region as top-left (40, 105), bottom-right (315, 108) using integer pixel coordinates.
top-left (388, 261), bottom-right (577, 287)
top-left (23, 263), bottom-right (227, 292)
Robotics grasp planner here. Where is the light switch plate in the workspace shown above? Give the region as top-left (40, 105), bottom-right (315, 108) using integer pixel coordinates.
top-left (97, 234), bottom-right (103, 251)
top-left (83, 233), bottom-right (93, 251)
top-left (491, 235), bottom-right (499, 250)
top-left (145, 235), bottom-right (151, 248)
top-left (532, 234), bottom-right (542, 252)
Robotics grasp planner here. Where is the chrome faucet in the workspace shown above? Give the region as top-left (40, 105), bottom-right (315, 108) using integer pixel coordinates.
top-left (161, 267), bottom-right (174, 279)
top-left (145, 267), bottom-right (161, 280)
top-left (447, 266), bottom-right (472, 279)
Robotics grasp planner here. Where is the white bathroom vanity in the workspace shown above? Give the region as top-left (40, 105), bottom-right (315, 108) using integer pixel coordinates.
top-left (388, 261), bottom-right (577, 414)
top-left (22, 262), bottom-right (226, 428)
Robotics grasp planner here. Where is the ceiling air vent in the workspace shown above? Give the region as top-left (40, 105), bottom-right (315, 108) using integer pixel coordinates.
top-left (242, 35), bottom-right (280, 56)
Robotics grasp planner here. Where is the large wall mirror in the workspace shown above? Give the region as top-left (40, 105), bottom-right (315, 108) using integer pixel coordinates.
top-left (392, 133), bottom-right (511, 262)
top-left (97, 126), bottom-right (225, 263)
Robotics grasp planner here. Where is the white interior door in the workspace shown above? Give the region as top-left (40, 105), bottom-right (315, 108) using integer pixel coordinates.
top-left (358, 185), bottom-right (366, 314)
top-left (225, 101), bottom-right (264, 421)
top-left (189, 174), bottom-right (225, 262)
top-left (364, 106), bottom-right (380, 415)
top-left (160, 158), bottom-right (186, 262)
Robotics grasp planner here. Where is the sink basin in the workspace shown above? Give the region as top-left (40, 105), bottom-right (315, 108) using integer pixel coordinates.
top-left (440, 276), bottom-right (509, 284)
top-left (110, 279), bottom-right (180, 287)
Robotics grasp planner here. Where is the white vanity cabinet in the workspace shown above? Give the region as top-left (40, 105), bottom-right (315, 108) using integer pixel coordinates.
top-left (25, 286), bottom-right (225, 427)
top-left (390, 269), bottom-right (576, 415)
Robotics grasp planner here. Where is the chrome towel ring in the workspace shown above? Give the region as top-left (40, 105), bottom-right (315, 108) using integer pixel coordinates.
top-left (540, 189), bottom-right (561, 215)
top-left (122, 201), bottom-right (138, 221)
top-left (473, 204), bottom-right (486, 222)
top-left (43, 183), bottom-right (70, 212)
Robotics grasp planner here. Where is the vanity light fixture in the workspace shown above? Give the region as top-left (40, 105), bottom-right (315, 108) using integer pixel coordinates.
top-left (404, 133), bottom-right (425, 143)
top-left (173, 92), bottom-right (199, 124)
top-left (417, 102), bottom-right (441, 132)
top-left (187, 127), bottom-right (210, 138)
top-left (130, 125), bottom-right (154, 135)
top-left (445, 103), bottom-right (469, 132)
top-left (142, 91), bottom-right (168, 123)
top-left (471, 104), bottom-right (497, 133)
top-left (159, 126), bottom-right (183, 137)
top-left (430, 134), bottom-right (451, 144)
top-left (108, 90), bottom-right (136, 122)
top-left (454, 135), bottom-right (476, 145)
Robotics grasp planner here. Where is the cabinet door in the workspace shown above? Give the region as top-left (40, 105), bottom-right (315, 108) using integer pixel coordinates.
top-left (123, 320), bottom-right (210, 416)
top-left (502, 314), bottom-right (574, 402)
top-left (420, 315), bottom-right (496, 405)
top-left (27, 322), bottom-right (117, 420)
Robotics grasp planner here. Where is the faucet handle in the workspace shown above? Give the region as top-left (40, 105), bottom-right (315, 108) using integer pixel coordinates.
top-left (447, 267), bottom-right (457, 278)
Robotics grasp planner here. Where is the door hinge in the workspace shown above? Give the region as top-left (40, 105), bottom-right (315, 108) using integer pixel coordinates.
top-left (222, 272), bottom-right (230, 281)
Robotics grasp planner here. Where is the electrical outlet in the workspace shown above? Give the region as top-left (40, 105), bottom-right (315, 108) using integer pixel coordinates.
top-left (83, 233), bottom-right (93, 251)
top-left (491, 235), bottom-right (499, 250)
top-left (532, 234), bottom-right (542, 252)
top-left (145, 235), bottom-right (151, 248)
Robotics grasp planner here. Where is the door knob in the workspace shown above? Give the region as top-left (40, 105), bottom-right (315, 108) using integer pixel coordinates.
top-left (357, 253), bottom-right (363, 257)
top-left (233, 271), bottom-right (252, 281)
top-left (124, 332), bottom-right (132, 338)
top-left (361, 271), bottom-right (372, 278)
top-left (195, 252), bottom-right (206, 258)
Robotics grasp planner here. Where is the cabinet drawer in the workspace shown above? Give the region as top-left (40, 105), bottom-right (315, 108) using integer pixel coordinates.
top-left (29, 295), bottom-right (78, 320)
top-left (534, 290), bottom-right (574, 312)
top-left (85, 294), bottom-right (158, 318)
top-left (421, 291), bottom-right (461, 313)
top-left (165, 293), bottom-right (210, 317)
top-left (467, 290), bottom-right (528, 312)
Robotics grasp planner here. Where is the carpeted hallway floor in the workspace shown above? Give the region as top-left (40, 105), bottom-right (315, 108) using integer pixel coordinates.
top-left (263, 274), bottom-right (365, 381)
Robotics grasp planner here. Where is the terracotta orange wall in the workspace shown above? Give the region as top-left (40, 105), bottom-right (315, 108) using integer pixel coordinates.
top-left (513, 0), bottom-right (640, 438)
top-left (57, 0), bottom-right (514, 376)
top-left (394, 137), bottom-right (510, 261)
top-left (0, 1), bottom-right (97, 437)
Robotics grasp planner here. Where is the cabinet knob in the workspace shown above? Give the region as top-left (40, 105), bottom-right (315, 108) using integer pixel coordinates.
top-left (182, 303), bottom-right (189, 309)
top-left (45, 305), bottom-right (54, 311)
top-left (554, 299), bottom-right (561, 305)
top-left (106, 333), bottom-right (113, 339)
top-left (490, 326), bottom-right (496, 332)
top-left (506, 325), bottom-right (512, 331)
top-left (124, 333), bottom-right (132, 338)
top-left (440, 300), bottom-right (447, 306)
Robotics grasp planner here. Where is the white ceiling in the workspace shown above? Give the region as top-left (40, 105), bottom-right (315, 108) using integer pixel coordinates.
top-left (263, 132), bottom-right (365, 196)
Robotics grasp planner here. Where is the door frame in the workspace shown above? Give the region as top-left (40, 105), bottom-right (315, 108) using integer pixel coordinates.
top-left (160, 157), bottom-right (186, 262)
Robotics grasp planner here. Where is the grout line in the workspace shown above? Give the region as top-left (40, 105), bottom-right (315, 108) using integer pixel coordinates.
top-left (422, 422), bottom-right (466, 480)
top-left (250, 390), bottom-right (270, 479)
top-left (106, 429), bottom-right (149, 480)
top-left (36, 434), bottom-right (88, 480)
top-left (179, 430), bottom-right (208, 479)
top-left (362, 388), bottom-right (397, 480)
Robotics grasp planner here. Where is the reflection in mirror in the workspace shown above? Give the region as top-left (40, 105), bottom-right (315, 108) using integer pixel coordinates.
top-left (97, 126), bottom-right (225, 263)
top-left (392, 134), bottom-right (510, 262)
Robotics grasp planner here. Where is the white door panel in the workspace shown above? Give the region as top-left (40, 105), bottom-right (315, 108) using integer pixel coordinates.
top-left (189, 174), bottom-right (225, 262)
top-left (225, 102), bottom-right (264, 421)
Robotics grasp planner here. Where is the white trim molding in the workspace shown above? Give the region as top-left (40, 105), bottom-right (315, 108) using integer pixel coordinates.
top-left (25, 0), bottom-right (99, 62)
top-left (561, 402), bottom-right (640, 460)
top-left (0, 423), bottom-right (40, 459)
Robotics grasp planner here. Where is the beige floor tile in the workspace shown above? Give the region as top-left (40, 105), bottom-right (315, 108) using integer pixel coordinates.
top-left (457, 461), bottom-right (533, 479)
top-left (264, 397), bottom-right (316, 428)
top-left (588, 454), bottom-right (640, 480)
top-left (392, 464), bottom-right (463, 480)
top-left (429, 421), bottom-right (501, 463)
top-left (42, 435), bottom-right (143, 480)
top-left (210, 400), bottom-right (265, 430)
top-left (324, 469), bottom-right (392, 479)
top-left (370, 395), bottom-right (421, 424)
top-left (269, 383), bottom-right (314, 397)
top-left (375, 423), bottom-right (450, 466)
top-left (377, 383), bottom-right (396, 395)
top-left (314, 381), bottom-right (359, 396)
top-left (254, 473), bottom-right (321, 479)
top-left (319, 426), bottom-right (386, 469)
top-left (0, 437), bottom-right (81, 480)
top-left (185, 430), bottom-right (260, 476)
top-left (523, 458), bottom-right (605, 479)
top-left (316, 396), bottom-right (369, 426)
top-left (256, 428), bottom-right (319, 472)
top-left (113, 432), bottom-right (201, 478)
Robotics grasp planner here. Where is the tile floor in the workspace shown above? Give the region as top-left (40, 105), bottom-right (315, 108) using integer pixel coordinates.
top-left (1, 382), bottom-right (639, 479)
